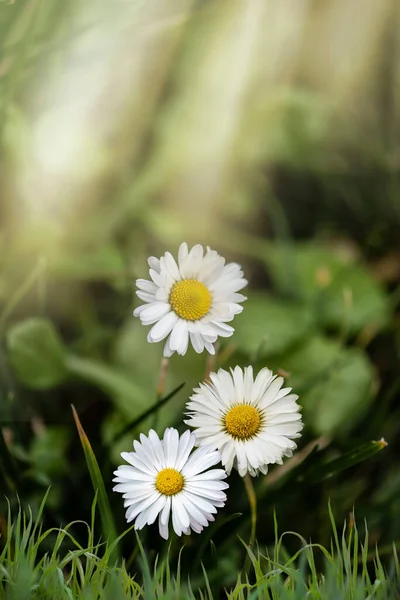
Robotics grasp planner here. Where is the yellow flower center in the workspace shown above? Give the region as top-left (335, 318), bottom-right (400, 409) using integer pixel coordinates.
top-left (155, 468), bottom-right (184, 496)
top-left (169, 279), bottom-right (212, 321)
top-left (224, 404), bottom-right (261, 440)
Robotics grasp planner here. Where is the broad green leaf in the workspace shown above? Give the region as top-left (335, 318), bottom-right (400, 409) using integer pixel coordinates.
top-left (6, 318), bottom-right (67, 389)
top-left (264, 243), bottom-right (390, 334)
top-left (71, 405), bottom-right (119, 560)
top-left (301, 439), bottom-right (388, 483)
top-left (231, 293), bottom-right (313, 359)
top-left (283, 335), bottom-right (375, 435)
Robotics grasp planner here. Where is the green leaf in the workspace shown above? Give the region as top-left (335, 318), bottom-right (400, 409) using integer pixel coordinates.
top-left (283, 335), bottom-right (375, 435)
top-left (6, 318), bottom-right (68, 389)
top-left (264, 243), bottom-right (390, 334)
top-left (301, 439), bottom-right (388, 483)
top-left (231, 293), bottom-right (313, 359)
top-left (71, 405), bottom-right (119, 560)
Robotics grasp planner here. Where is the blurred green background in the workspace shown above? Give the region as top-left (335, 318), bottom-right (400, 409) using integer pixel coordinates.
top-left (1, 0), bottom-right (399, 583)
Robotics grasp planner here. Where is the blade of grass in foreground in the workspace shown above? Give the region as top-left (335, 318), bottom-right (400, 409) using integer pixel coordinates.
top-left (71, 404), bottom-right (119, 561)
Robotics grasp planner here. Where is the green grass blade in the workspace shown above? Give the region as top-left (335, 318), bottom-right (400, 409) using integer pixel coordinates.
top-left (111, 382), bottom-right (186, 444)
top-left (71, 404), bottom-right (119, 561)
top-left (302, 439), bottom-right (388, 483)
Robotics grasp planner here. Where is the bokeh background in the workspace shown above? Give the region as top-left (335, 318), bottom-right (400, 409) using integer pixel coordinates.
top-left (1, 0), bottom-right (400, 584)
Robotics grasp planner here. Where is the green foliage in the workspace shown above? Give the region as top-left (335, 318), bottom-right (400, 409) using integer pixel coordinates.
top-left (264, 242), bottom-right (390, 334)
top-left (283, 335), bottom-right (374, 435)
top-left (0, 499), bottom-right (398, 599)
top-left (232, 294), bottom-right (313, 359)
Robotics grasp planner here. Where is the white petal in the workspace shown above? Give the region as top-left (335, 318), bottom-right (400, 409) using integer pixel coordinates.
top-left (163, 252), bottom-right (181, 281)
top-left (136, 290), bottom-right (156, 303)
top-left (163, 428), bottom-right (179, 468)
top-left (203, 339), bottom-right (215, 355)
top-left (181, 447), bottom-right (221, 477)
top-left (172, 495), bottom-right (190, 530)
top-left (158, 518), bottom-right (169, 540)
top-left (147, 430), bottom-right (166, 469)
top-left (178, 243), bottom-right (189, 268)
top-left (189, 331), bottom-right (204, 353)
top-left (160, 496), bottom-right (172, 525)
top-left (136, 279), bottom-right (158, 294)
top-left (175, 430), bottom-right (196, 471)
top-left (149, 268), bottom-right (166, 288)
top-left (163, 335), bottom-right (175, 357)
top-left (145, 495), bottom-right (167, 525)
top-left (139, 302), bottom-right (171, 324)
top-left (181, 494), bottom-right (210, 527)
top-left (148, 256), bottom-right (160, 271)
top-left (183, 492), bottom-right (218, 515)
top-left (148, 311), bottom-right (179, 342)
top-left (169, 319), bottom-right (189, 354)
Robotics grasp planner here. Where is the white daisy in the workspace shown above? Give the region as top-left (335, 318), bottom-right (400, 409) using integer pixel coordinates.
top-left (133, 243), bottom-right (247, 357)
top-left (112, 428), bottom-right (228, 539)
top-left (184, 366), bottom-right (303, 477)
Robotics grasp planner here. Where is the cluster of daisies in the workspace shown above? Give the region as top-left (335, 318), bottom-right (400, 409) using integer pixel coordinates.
top-left (113, 243), bottom-right (303, 540)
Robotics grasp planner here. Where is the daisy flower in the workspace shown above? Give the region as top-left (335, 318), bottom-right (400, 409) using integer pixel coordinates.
top-left (133, 243), bottom-right (247, 357)
top-left (113, 428), bottom-right (228, 539)
top-left (184, 366), bottom-right (303, 477)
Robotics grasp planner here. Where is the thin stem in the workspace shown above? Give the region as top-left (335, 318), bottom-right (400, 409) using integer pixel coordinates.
top-left (156, 357), bottom-right (169, 400)
top-left (154, 356), bottom-right (169, 430)
top-left (205, 342), bottom-right (219, 380)
top-left (243, 473), bottom-right (257, 548)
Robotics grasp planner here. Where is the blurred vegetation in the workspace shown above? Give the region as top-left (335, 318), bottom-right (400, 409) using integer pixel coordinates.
top-left (1, 0), bottom-right (400, 593)
top-left (1, 497), bottom-right (399, 599)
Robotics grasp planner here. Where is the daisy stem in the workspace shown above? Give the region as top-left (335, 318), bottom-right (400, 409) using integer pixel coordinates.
top-left (205, 342), bottom-right (219, 379)
top-left (156, 357), bottom-right (169, 399)
top-left (243, 473), bottom-right (257, 548)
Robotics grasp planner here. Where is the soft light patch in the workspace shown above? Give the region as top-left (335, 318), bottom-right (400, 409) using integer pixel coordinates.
top-left (169, 279), bottom-right (212, 321)
top-left (224, 404), bottom-right (261, 440)
top-left (155, 468), bottom-right (184, 496)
